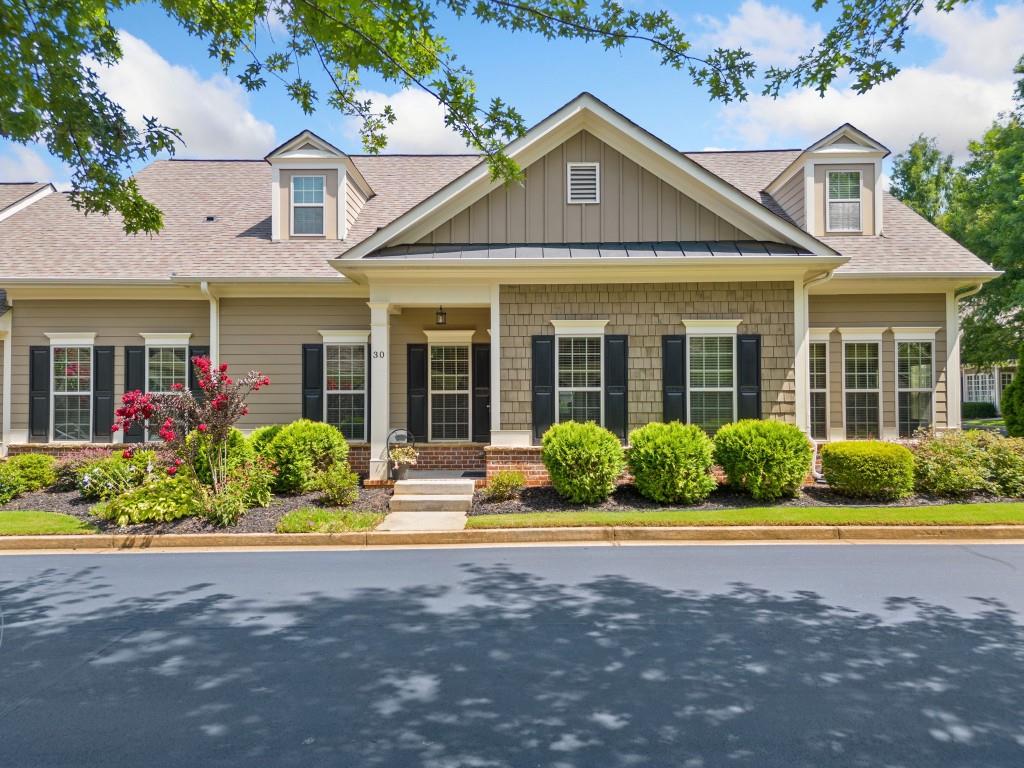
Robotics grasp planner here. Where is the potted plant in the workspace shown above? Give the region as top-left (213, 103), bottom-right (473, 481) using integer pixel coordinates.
top-left (389, 444), bottom-right (418, 480)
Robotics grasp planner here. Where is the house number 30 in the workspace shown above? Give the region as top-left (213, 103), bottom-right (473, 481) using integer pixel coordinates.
top-left (372, 350), bottom-right (386, 359)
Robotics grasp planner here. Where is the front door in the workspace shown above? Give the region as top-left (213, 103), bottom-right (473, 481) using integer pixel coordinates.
top-left (472, 344), bottom-right (491, 443)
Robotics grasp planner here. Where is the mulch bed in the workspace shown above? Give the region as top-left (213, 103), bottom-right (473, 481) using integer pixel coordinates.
top-left (469, 482), bottom-right (1013, 516)
top-left (0, 486), bottom-right (391, 534)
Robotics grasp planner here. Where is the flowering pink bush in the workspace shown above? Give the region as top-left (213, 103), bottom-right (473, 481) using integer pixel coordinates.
top-left (114, 356), bottom-right (270, 494)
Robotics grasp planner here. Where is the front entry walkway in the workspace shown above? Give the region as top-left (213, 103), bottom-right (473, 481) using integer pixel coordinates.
top-left (378, 477), bottom-right (474, 531)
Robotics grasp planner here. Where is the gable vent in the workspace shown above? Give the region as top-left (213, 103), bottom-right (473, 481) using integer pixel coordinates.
top-left (567, 162), bottom-right (600, 204)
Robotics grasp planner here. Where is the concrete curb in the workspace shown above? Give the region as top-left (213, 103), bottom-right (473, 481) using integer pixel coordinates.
top-left (4, 524), bottom-right (1024, 551)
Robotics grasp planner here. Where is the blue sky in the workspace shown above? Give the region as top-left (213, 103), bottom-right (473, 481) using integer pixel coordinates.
top-left (2, 0), bottom-right (1022, 185)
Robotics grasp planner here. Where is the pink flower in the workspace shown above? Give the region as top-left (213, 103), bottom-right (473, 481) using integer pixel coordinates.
top-left (197, 423), bottom-right (208, 433)
top-left (122, 449), bottom-right (133, 459)
top-left (166, 466), bottom-right (178, 476)
top-left (171, 382), bottom-right (184, 391)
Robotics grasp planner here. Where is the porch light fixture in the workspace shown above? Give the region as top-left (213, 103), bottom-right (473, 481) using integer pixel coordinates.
top-left (435, 306), bottom-right (447, 326)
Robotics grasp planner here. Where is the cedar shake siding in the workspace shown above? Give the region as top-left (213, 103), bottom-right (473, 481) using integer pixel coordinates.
top-left (10, 300), bottom-right (210, 437)
top-left (417, 130), bottom-right (753, 245)
top-left (219, 297), bottom-right (370, 432)
top-left (808, 293), bottom-right (949, 433)
top-left (499, 282), bottom-right (795, 433)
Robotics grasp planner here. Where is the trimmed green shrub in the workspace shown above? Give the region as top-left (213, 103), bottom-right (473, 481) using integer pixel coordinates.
top-left (541, 421), bottom-right (625, 504)
top-left (0, 462), bottom-right (26, 504)
top-left (53, 447), bottom-right (114, 491)
top-left (912, 430), bottom-right (999, 496)
top-left (317, 461), bottom-right (360, 506)
top-left (93, 477), bottom-right (204, 526)
top-left (627, 422), bottom-right (717, 504)
top-left (77, 450), bottom-right (159, 501)
top-left (962, 401), bottom-right (998, 420)
top-left (267, 419), bottom-right (349, 493)
top-left (820, 441), bottom-right (915, 500)
top-left (7, 453), bottom-right (58, 491)
top-left (204, 480), bottom-right (248, 527)
top-left (713, 420), bottom-right (813, 501)
top-left (1002, 355), bottom-right (1024, 437)
top-left (485, 470), bottom-right (525, 502)
top-left (249, 424), bottom-right (283, 456)
top-left (189, 427), bottom-right (255, 486)
top-left (987, 437), bottom-right (1024, 497)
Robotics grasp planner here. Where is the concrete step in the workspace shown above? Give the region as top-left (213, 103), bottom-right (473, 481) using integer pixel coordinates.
top-left (389, 494), bottom-right (473, 513)
top-left (377, 511), bottom-right (467, 531)
top-left (394, 478), bottom-right (476, 496)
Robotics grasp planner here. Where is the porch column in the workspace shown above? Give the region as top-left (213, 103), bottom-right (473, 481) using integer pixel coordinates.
top-left (946, 290), bottom-right (962, 429)
top-left (0, 308), bottom-right (10, 456)
top-left (490, 284), bottom-right (501, 435)
top-left (368, 301), bottom-right (391, 481)
top-left (793, 279), bottom-right (809, 432)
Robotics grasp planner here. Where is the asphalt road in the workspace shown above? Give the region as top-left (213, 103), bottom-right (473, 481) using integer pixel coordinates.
top-left (2, 543), bottom-right (1024, 767)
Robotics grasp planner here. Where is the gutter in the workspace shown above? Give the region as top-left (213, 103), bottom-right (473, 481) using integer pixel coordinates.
top-left (200, 281), bottom-right (220, 366)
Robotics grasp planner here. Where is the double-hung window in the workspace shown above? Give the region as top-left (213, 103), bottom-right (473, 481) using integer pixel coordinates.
top-left (685, 320), bottom-right (742, 434)
top-left (827, 170), bottom-right (862, 232)
top-left (842, 330), bottom-right (882, 439)
top-left (1000, 370), bottom-right (1015, 392)
top-left (896, 336), bottom-right (935, 438)
top-left (324, 340), bottom-right (367, 442)
top-left (965, 373), bottom-right (994, 403)
top-left (808, 340), bottom-right (829, 440)
top-left (552, 320), bottom-right (607, 425)
top-left (291, 175), bottom-right (325, 236)
top-left (147, 346), bottom-right (188, 394)
top-left (426, 331), bottom-right (473, 441)
top-left (48, 333), bottom-right (95, 441)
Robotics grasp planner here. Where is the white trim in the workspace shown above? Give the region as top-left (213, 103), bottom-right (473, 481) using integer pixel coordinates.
top-left (1, 310), bottom-right (11, 455)
top-left (0, 184), bottom-right (55, 223)
top-left (810, 327), bottom-right (835, 341)
top-left (319, 329), bottom-right (371, 344)
top-left (793, 279), bottom-right (808, 432)
top-left (44, 332), bottom-right (96, 346)
top-left (842, 338), bottom-right (882, 440)
top-left (837, 327), bottom-right (886, 342)
top-left (825, 169), bottom-right (862, 233)
top-left (808, 338), bottom-right (829, 441)
top-left (566, 161), bottom-right (600, 204)
top-left (427, 341), bottom-right (472, 442)
top-left (803, 160), bottom-right (816, 236)
top-left (681, 319), bottom-right (743, 335)
top-left (687, 333), bottom-right (738, 433)
top-left (338, 167), bottom-right (347, 241)
top-left (874, 157), bottom-right (884, 235)
top-left (50, 343), bottom-right (93, 442)
top-left (424, 329), bottom-right (476, 344)
top-left (271, 166), bottom-right (281, 241)
top-left (289, 174), bottom-right (326, 237)
top-left (368, 302), bottom-right (391, 481)
top-left (140, 332), bottom-right (192, 346)
top-left (895, 337), bottom-right (936, 437)
top-left (555, 334), bottom-right (604, 427)
top-left (946, 290), bottom-right (962, 428)
top-left (551, 319), bottom-right (609, 336)
top-left (891, 326), bottom-right (940, 341)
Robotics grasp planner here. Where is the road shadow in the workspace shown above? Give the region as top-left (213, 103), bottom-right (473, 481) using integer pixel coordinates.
top-left (1, 561), bottom-right (1023, 767)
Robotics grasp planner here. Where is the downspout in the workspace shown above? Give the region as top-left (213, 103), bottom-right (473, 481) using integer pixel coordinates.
top-left (803, 270), bottom-right (836, 480)
top-left (200, 281), bottom-right (220, 366)
top-left (956, 282), bottom-right (984, 302)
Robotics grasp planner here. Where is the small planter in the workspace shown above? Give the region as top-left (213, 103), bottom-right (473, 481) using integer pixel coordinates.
top-left (393, 463), bottom-right (411, 481)
top-left (389, 444), bottom-right (419, 481)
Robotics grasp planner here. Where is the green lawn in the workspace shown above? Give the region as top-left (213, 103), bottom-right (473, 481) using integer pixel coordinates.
top-left (0, 511), bottom-right (99, 536)
top-left (963, 417), bottom-right (1007, 433)
top-left (276, 507), bottom-right (384, 533)
top-left (467, 502), bottom-right (1024, 528)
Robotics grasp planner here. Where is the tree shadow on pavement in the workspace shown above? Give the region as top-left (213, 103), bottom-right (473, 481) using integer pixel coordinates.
top-left (2, 562), bottom-right (1023, 767)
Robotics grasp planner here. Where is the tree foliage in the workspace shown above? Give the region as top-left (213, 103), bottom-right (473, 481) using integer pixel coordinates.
top-left (1, 0), bottom-right (981, 233)
top-left (889, 135), bottom-right (954, 224)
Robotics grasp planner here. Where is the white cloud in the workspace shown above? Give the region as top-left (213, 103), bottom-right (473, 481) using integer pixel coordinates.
top-left (696, 0), bottom-right (822, 68)
top-left (0, 145), bottom-right (53, 182)
top-left (342, 88), bottom-right (472, 153)
top-left (710, 3), bottom-right (1024, 158)
top-left (96, 31), bottom-right (276, 158)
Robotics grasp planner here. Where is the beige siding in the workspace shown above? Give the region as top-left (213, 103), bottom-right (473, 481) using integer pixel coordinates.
top-left (278, 168), bottom-right (339, 241)
top-left (10, 300), bottom-right (210, 437)
top-left (808, 294), bottom-right (948, 436)
top-left (388, 308), bottom-right (490, 432)
top-left (500, 282), bottom-right (795, 432)
top-left (775, 172), bottom-right (805, 229)
top-left (219, 297), bottom-right (370, 431)
top-left (417, 130), bottom-right (753, 245)
top-left (346, 178), bottom-right (368, 233)
top-left (813, 163), bottom-right (874, 237)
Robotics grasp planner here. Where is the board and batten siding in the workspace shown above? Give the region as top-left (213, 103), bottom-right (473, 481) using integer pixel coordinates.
top-left (808, 294), bottom-right (948, 435)
top-left (388, 307), bottom-right (490, 434)
top-left (775, 172), bottom-right (805, 229)
top-left (219, 297), bottom-right (370, 431)
top-left (416, 130), bottom-right (753, 245)
top-left (9, 300), bottom-right (210, 436)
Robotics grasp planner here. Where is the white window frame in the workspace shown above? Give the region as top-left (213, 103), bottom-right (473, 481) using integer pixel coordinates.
top-left (552, 320), bottom-right (607, 426)
top-left (965, 372), bottom-right (995, 403)
top-left (320, 330), bottom-right (370, 443)
top-left (425, 330), bottom-right (474, 443)
top-left (894, 329), bottom-right (938, 438)
top-left (826, 169), bottom-right (862, 233)
top-left (840, 330), bottom-right (884, 440)
top-left (46, 333), bottom-right (96, 442)
top-left (1001, 369), bottom-right (1015, 392)
top-left (566, 162), bottom-right (600, 204)
top-left (683, 319), bottom-right (742, 433)
top-left (140, 333), bottom-right (191, 441)
top-left (290, 174), bottom-right (326, 237)
top-left (808, 337), bottom-right (830, 441)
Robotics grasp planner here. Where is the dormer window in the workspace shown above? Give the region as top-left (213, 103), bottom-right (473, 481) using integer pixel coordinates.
top-left (291, 175), bottom-right (325, 236)
top-left (826, 170), bottom-right (861, 232)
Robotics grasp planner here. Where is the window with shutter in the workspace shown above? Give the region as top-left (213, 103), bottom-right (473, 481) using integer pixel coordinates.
top-left (567, 162), bottom-right (600, 204)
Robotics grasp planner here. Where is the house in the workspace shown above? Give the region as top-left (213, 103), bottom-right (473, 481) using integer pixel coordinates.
top-left (962, 363), bottom-right (1017, 414)
top-left (0, 94), bottom-right (999, 481)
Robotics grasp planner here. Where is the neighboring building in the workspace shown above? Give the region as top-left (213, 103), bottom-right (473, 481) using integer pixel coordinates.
top-left (962, 363), bottom-right (1017, 414)
top-left (0, 94), bottom-right (999, 479)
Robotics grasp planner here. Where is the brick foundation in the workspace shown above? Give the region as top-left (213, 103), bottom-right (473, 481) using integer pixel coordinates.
top-left (484, 446), bottom-right (550, 487)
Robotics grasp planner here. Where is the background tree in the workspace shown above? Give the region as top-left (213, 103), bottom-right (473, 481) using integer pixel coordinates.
top-left (1, 0), bottom-right (976, 233)
top-left (888, 135), bottom-right (954, 224)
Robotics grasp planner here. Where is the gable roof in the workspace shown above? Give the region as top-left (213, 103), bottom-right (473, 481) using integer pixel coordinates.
top-left (0, 182), bottom-right (53, 222)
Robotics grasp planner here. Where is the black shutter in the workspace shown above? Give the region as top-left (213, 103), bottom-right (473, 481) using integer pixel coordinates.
top-left (736, 334), bottom-right (762, 420)
top-left (123, 346), bottom-right (146, 443)
top-left (28, 346), bottom-right (50, 440)
top-left (93, 346), bottom-right (115, 441)
top-left (472, 343), bottom-right (491, 443)
top-left (301, 344), bottom-right (323, 421)
top-left (531, 335), bottom-right (555, 441)
top-left (407, 344), bottom-right (428, 442)
top-left (662, 335), bottom-right (687, 423)
top-left (604, 335), bottom-right (628, 442)
top-left (188, 345), bottom-right (210, 398)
